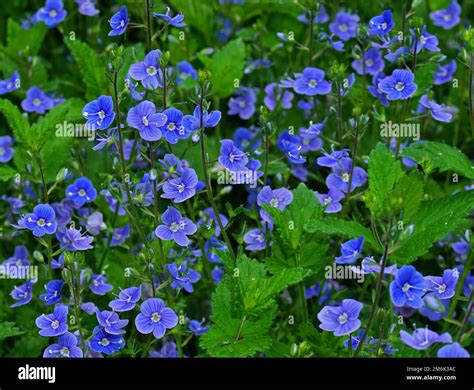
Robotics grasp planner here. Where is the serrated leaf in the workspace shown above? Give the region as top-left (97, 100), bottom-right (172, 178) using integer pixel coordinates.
top-left (6, 19), bottom-right (47, 58)
top-left (304, 217), bottom-right (379, 249)
top-left (402, 141), bottom-right (474, 179)
top-left (392, 191), bottom-right (474, 263)
top-left (197, 38), bottom-right (246, 98)
top-left (365, 142), bottom-right (404, 217)
top-left (65, 38), bottom-right (107, 100)
top-left (0, 166), bottom-right (17, 182)
top-left (390, 172), bottom-right (424, 221)
top-left (0, 322), bottom-right (24, 340)
top-left (0, 99), bottom-right (31, 145)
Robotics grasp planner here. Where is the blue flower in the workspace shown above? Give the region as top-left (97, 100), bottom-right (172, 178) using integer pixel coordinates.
top-left (378, 69), bottom-right (417, 100)
top-left (127, 100), bottom-right (167, 141)
top-left (419, 292), bottom-right (449, 321)
top-left (0, 71), bottom-right (20, 95)
top-left (160, 107), bottom-right (189, 144)
top-left (218, 139), bottom-right (249, 172)
top-left (425, 268), bottom-right (459, 299)
top-left (368, 72), bottom-right (389, 106)
top-left (176, 61), bottom-right (197, 84)
top-left (166, 262), bottom-right (201, 293)
top-left (198, 210), bottom-right (229, 237)
top-left (352, 48), bottom-right (384, 76)
top-left (89, 326), bottom-right (125, 355)
top-left (430, 0), bottom-right (461, 30)
top-left (21, 87), bottom-right (54, 114)
top-left (227, 88), bottom-right (256, 120)
top-left (417, 95), bottom-right (455, 123)
top-left (182, 106), bottom-right (221, 132)
top-left (40, 280), bottom-right (63, 305)
top-left (434, 60), bottom-right (456, 85)
top-left (437, 342), bottom-right (470, 358)
top-left (335, 236), bottom-right (364, 264)
top-left (390, 265), bottom-right (426, 309)
top-left (317, 299), bottom-right (363, 336)
top-left (329, 11), bottom-right (359, 41)
top-left (297, 5), bottom-right (329, 24)
top-left (0, 136), bottom-right (14, 163)
top-left (211, 266), bottom-right (224, 284)
top-left (161, 168), bottom-right (198, 203)
top-left (277, 132), bottom-right (306, 164)
top-left (243, 228), bottom-right (267, 251)
top-left (66, 177), bottom-right (97, 206)
top-left (357, 257), bottom-right (397, 276)
top-left (153, 7), bottom-right (185, 28)
top-left (400, 327), bottom-right (452, 350)
top-left (189, 320), bottom-right (209, 336)
top-left (76, 0), bottom-right (99, 17)
top-left (111, 225), bottom-right (130, 247)
top-left (317, 146), bottom-right (350, 167)
top-left (316, 188), bottom-right (345, 213)
top-left (129, 50), bottom-right (163, 90)
top-left (35, 305), bottom-right (69, 337)
top-left (368, 10), bottom-right (394, 35)
top-left (264, 82), bottom-right (294, 111)
top-left (109, 286), bottom-right (141, 312)
top-left (24, 204), bottom-right (58, 237)
top-left (326, 157), bottom-right (367, 193)
top-left (294, 67), bottom-right (332, 96)
top-left (155, 206), bottom-right (197, 247)
top-left (150, 342), bottom-right (179, 357)
top-left (37, 0), bottom-right (67, 28)
top-left (108, 6), bottom-right (128, 36)
top-left (82, 95), bottom-right (115, 131)
top-left (90, 273), bottom-right (113, 295)
top-left (257, 185), bottom-right (293, 211)
top-left (411, 26), bottom-right (440, 54)
top-left (43, 332), bottom-right (83, 358)
top-left (95, 309), bottom-right (129, 335)
top-left (10, 281), bottom-right (35, 308)
top-left (57, 227), bottom-right (94, 250)
top-left (135, 298), bottom-right (179, 339)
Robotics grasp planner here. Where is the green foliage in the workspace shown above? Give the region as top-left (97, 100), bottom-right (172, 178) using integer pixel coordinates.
top-left (197, 38), bottom-right (246, 98)
top-left (402, 141), bottom-right (474, 179)
top-left (170, 0), bottom-right (214, 42)
top-left (390, 172), bottom-right (424, 222)
top-left (365, 142), bottom-right (404, 217)
top-left (201, 254), bottom-right (307, 357)
top-left (0, 98), bottom-right (30, 145)
top-left (65, 38), bottom-right (108, 100)
top-left (0, 166), bottom-right (17, 182)
top-left (0, 322), bottom-right (24, 340)
top-left (392, 191), bottom-right (474, 263)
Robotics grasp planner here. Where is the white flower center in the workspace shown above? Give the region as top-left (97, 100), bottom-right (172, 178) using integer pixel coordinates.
top-left (78, 189), bottom-right (86, 196)
top-left (342, 172), bottom-right (350, 182)
top-left (51, 320), bottom-right (60, 329)
top-left (99, 338), bottom-right (110, 346)
top-left (339, 24), bottom-right (347, 32)
top-left (438, 284), bottom-right (446, 294)
top-left (168, 122), bottom-right (176, 131)
top-left (142, 116), bottom-right (149, 126)
top-left (98, 110), bottom-right (106, 119)
top-left (402, 283), bottom-right (411, 293)
top-left (37, 218), bottom-right (46, 227)
top-left (49, 9), bottom-right (57, 18)
top-left (395, 82), bottom-right (405, 91)
top-left (270, 198), bottom-right (279, 208)
top-left (170, 222), bottom-right (180, 232)
top-left (60, 347), bottom-right (70, 357)
top-left (147, 66), bottom-right (157, 76)
top-left (33, 98), bottom-right (41, 106)
top-left (151, 312), bottom-right (161, 323)
top-left (366, 59), bottom-right (373, 67)
top-left (309, 79), bottom-right (318, 88)
top-left (338, 313), bottom-right (348, 324)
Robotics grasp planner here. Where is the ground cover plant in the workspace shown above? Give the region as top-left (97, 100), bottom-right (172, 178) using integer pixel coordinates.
top-left (0, 0), bottom-right (473, 359)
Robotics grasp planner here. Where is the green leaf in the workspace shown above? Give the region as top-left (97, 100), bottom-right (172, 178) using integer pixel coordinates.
top-left (304, 217), bottom-right (379, 249)
top-left (64, 38), bottom-right (107, 100)
top-left (390, 172), bottom-right (424, 222)
top-left (392, 191), bottom-right (474, 263)
top-left (0, 322), bottom-right (24, 340)
top-left (0, 99), bottom-right (31, 145)
top-left (402, 141), bottom-right (474, 179)
top-left (170, 0), bottom-right (214, 42)
top-left (197, 38), bottom-right (246, 98)
top-left (5, 19), bottom-right (47, 58)
top-left (365, 142), bottom-right (404, 217)
top-left (0, 166), bottom-right (17, 182)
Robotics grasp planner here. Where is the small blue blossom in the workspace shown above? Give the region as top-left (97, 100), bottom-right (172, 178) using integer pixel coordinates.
top-left (24, 204), bottom-right (58, 237)
top-left (89, 326), bottom-right (125, 355)
top-left (227, 88), bottom-right (256, 120)
top-left (176, 61), bottom-right (197, 85)
top-left (218, 139), bottom-right (249, 172)
top-left (35, 305), bottom-right (69, 337)
top-left (37, 0), bottom-right (67, 28)
top-left (425, 268), bottom-right (459, 299)
top-left (316, 188), bottom-right (345, 213)
top-left (411, 26), bottom-right (440, 54)
top-left (378, 69), bottom-right (417, 100)
top-left (0, 71), bottom-right (20, 95)
top-left (76, 0), bottom-right (99, 17)
top-left (82, 95), bottom-right (115, 131)
top-left (329, 11), bottom-right (359, 41)
top-left (10, 281), bottom-right (35, 308)
top-left (368, 10), bottom-right (394, 35)
top-left (182, 106), bottom-right (221, 132)
top-left (166, 262), bottom-right (201, 293)
top-left (189, 320), bottom-right (209, 336)
top-left (294, 67), bottom-right (332, 96)
top-left (40, 280), bottom-right (63, 305)
top-left (417, 95), bottom-right (455, 123)
top-left (430, 0), bottom-right (461, 30)
top-left (437, 342), bottom-right (470, 358)
top-left (155, 206), bottom-right (197, 247)
top-left (127, 100), bottom-right (167, 141)
top-left (243, 228), bottom-right (267, 251)
top-left (43, 332), bottom-right (83, 358)
top-left (326, 157), bottom-right (367, 193)
top-left (0, 136), bottom-right (14, 163)
top-left (335, 236), bottom-right (364, 264)
top-left (160, 107), bottom-right (189, 144)
top-left (95, 309), bottom-right (129, 335)
top-left (400, 327), bottom-right (452, 350)
top-left (66, 177), bottom-right (97, 207)
top-left (135, 298), bottom-right (179, 339)
top-left (21, 87), bottom-right (54, 114)
top-left (129, 50), bottom-right (163, 90)
top-left (352, 48), bottom-right (384, 76)
top-left (434, 60), bottom-right (456, 85)
top-left (317, 299), bottom-right (363, 336)
top-left (153, 7), bottom-right (185, 28)
top-left (108, 6), bottom-right (128, 36)
top-left (161, 168), bottom-right (198, 203)
top-left (109, 286), bottom-right (141, 312)
top-left (390, 265), bottom-right (426, 309)
top-left (90, 273), bottom-right (113, 295)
